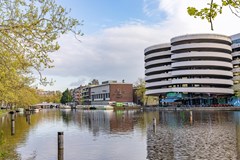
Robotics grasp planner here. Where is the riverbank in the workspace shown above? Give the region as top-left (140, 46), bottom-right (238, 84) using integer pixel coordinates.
top-left (76, 105), bottom-right (142, 110)
top-left (75, 106), bottom-right (240, 111)
top-left (143, 106), bottom-right (240, 111)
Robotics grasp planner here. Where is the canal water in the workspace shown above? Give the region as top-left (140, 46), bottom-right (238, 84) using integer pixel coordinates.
top-left (0, 109), bottom-right (240, 160)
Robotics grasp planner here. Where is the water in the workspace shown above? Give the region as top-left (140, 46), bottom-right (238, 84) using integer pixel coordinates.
top-left (0, 109), bottom-right (240, 160)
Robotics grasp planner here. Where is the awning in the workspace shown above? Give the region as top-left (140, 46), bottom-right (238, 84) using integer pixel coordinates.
top-left (161, 98), bottom-right (177, 103)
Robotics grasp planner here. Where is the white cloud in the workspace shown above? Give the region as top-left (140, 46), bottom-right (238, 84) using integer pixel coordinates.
top-left (143, 0), bottom-right (162, 17)
top-left (69, 77), bottom-right (89, 87)
top-left (40, 0), bottom-right (240, 91)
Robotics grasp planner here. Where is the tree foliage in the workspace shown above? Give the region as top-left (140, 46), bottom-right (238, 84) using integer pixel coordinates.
top-left (135, 78), bottom-right (159, 106)
top-left (0, 0), bottom-right (82, 107)
top-left (0, 0), bottom-right (82, 76)
top-left (60, 89), bottom-right (73, 104)
top-left (135, 78), bottom-right (146, 105)
top-left (39, 91), bottom-right (62, 103)
top-left (187, 0), bottom-right (240, 30)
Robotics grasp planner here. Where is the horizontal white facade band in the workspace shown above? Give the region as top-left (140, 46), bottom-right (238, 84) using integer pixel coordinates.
top-left (145, 33), bottom-right (237, 96)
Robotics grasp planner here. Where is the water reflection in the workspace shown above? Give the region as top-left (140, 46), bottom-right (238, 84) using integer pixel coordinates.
top-left (1, 110), bottom-right (240, 159)
top-left (10, 113), bottom-right (15, 135)
top-left (25, 110), bottom-right (31, 125)
top-left (147, 111), bottom-right (240, 160)
top-left (64, 110), bottom-right (146, 136)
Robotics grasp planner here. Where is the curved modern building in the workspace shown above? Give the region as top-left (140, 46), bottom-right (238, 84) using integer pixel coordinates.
top-left (231, 33), bottom-right (240, 94)
top-left (145, 33), bottom-right (235, 105)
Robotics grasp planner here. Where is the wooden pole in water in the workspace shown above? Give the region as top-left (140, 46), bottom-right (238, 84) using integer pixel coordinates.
top-left (26, 114), bottom-right (31, 125)
top-left (190, 111), bottom-right (193, 125)
top-left (58, 132), bottom-right (64, 160)
top-left (153, 118), bottom-right (156, 134)
top-left (10, 112), bottom-right (15, 135)
top-left (25, 109), bottom-right (31, 125)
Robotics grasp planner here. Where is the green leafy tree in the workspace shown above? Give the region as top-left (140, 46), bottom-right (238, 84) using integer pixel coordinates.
top-left (135, 78), bottom-right (159, 106)
top-left (187, 0), bottom-right (240, 30)
top-left (14, 87), bottom-right (39, 108)
top-left (233, 84), bottom-right (240, 97)
top-left (135, 78), bottom-right (146, 105)
top-left (60, 89), bottom-right (73, 104)
top-left (0, 0), bottom-right (82, 107)
top-left (39, 91), bottom-right (62, 103)
top-left (0, 0), bottom-right (82, 78)
top-left (0, 51), bottom-right (33, 108)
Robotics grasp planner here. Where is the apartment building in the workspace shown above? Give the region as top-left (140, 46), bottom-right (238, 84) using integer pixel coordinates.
top-left (90, 81), bottom-right (133, 105)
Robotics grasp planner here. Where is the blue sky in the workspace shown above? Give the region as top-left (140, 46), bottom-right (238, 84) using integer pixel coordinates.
top-left (57, 0), bottom-right (166, 34)
top-left (38, 0), bottom-right (240, 91)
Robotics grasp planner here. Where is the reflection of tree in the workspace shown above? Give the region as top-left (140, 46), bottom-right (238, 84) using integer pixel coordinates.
top-left (61, 110), bottom-right (73, 125)
top-left (0, 130), bottom-right (20, 159)
top-left (0, 113), bottom-right (42, 159)
top-left (85, 111), bottom-right (110, 136)
top-left (0, 110), bottom-right (61, 159)
top-left (73, 110), bottom-right (154, 136)
top-left (82, 110), bottom-right (158, 138)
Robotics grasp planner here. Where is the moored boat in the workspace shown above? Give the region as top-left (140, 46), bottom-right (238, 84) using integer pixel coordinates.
top-left (16, 108), bottom-right (24, 113)
top-left (59, 105), bottom-right (71, 109)
top-left (76, 105), bottom-right (114, 110)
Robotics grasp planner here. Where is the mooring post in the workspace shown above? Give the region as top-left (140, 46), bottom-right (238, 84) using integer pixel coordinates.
top-left (153, 118), bottom-right (156, 134)
top-left (58, 132), bottom-right (64, 160)
top-left (190, 111), bottom-right (193, 125)
top-left (26, 114), bottom-right (31, 125)
top-left (25, 109), bottom-right (31, 125)
top-left (10, 112), bottom-right (15, 135)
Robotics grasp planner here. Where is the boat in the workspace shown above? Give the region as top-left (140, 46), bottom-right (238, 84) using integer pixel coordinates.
top-left (33, 108), bottom-right (40, 113)
top-left (16, 108), bottom-right (24, 113)
top-left (59, 105), bottom-right (71, 109)
top-left (76, 105), bottom-right (114, 110)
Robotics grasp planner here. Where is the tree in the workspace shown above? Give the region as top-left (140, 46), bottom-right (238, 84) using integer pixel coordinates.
top-left (0, 0), bottom-right (82, 107)
top-left (0, 51), bottom-right (34, 108)
top-left (15, 87), bottom-right (39, 108)
top-left (134, 78), bottom-right (146, 105)
top-left (60, 89), bottom-right (73, 104)
top-left (0, 0), bottom-right (82, 83)
top-left (135, 78), bottom-right (159, 106)
top-left (91, 79), bottom-right (99, 85)
top-left (38, 91), bottom-right (62, 103)
top-left (187, 0), bottom-right (240, 30)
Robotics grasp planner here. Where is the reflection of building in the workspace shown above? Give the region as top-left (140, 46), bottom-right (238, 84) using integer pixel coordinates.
top-left (145, 33), bottom-right (239, 105)
top-left (109, 111), bottom-right (134, 133)
top-left (74, 110), bottom-right (137, 135)
top-left (73, 110), bottom-right (141, 135)
top-left (147, 111), bottom-right (238, 160)
top-left (90, 81), bottom-right (133, 105)
top-left (80, 111), bottom-right (112, 136)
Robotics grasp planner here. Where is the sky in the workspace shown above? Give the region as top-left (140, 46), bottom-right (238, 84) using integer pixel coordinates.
top-left (37, 0), bottom-right (240, 91)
